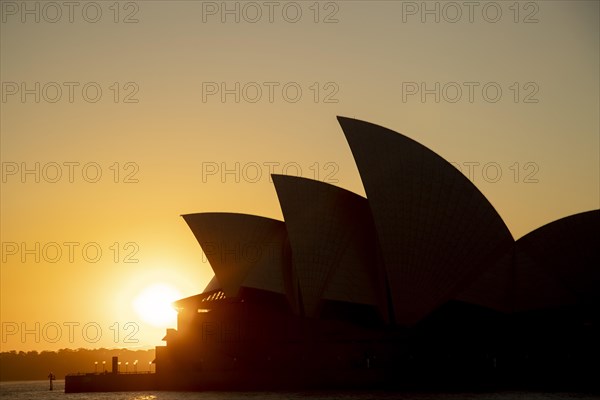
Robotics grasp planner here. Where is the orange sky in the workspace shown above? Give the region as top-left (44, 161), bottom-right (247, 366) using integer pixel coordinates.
top-left (1, 1), bottom-right (598, 352)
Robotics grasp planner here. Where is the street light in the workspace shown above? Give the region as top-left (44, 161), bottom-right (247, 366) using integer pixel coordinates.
top-left (118, 361), bottom-right (121, 373)
top-left (134, 360), bottom-right (138, 373)
top-left (102, 361), bottom-right (106, 373)
top-left (148, 361), bottom-right (152, 372)
top-left (125, 361), bottom-right (129, 373)
top-left (94, 361), bottom-right (98, 373)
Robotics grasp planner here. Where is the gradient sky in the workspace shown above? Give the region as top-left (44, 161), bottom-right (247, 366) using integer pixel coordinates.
top-left (1, 1), bottom-right (598, 352)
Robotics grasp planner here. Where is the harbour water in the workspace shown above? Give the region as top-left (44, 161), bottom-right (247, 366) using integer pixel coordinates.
top-left (0, 381), bottom-right (598, 400)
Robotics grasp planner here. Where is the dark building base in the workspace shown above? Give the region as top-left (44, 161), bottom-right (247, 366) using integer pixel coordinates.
top-left (64, 366), bottom-right (599, 394)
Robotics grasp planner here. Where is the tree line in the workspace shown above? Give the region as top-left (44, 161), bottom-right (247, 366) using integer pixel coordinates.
top-left (0, 348), bottom-right (155, 381)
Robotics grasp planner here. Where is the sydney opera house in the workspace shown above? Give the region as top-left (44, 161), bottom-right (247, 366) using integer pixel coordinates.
top-left (154, 117), bottom-right (599, 390)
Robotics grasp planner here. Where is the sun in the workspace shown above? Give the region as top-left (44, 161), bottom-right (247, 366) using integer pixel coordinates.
top-left (132, 284), bottom-right (181, 328)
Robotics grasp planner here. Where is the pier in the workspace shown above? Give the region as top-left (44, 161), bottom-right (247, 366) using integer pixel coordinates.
top-left (65, 356), bottom-right (157, 393)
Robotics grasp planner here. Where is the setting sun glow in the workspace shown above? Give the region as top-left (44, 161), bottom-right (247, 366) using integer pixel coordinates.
top-left (132, 284), bottom-right (181, 328)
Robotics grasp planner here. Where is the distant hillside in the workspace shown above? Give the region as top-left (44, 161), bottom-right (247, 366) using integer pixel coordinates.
top-left (0, 348), bottom-right (155, 381)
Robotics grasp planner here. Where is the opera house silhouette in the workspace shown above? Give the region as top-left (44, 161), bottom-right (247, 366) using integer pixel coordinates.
top-left (155, 117), bottom-right (599, 391)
